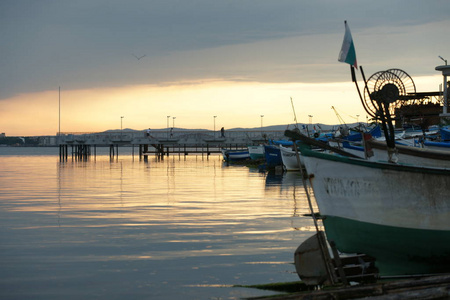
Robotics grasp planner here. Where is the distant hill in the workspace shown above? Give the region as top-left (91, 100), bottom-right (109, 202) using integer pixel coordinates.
top-left (104, 122), bottom-right (360, 133)
top-left (229, 123), bottom-right (338, 131)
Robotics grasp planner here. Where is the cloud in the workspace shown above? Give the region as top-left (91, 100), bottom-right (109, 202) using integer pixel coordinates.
top-left (1, 0), bottom-right (449, 100)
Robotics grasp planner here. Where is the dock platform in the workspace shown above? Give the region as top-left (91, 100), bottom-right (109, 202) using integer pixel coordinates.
top-left (251, 274), bottom-right (450, 299)
top-left (57, 129), bottom-right (281, 160)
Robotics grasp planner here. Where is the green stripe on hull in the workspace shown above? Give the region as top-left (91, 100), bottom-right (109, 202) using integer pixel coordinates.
top-left (298, 143), bottom-right (450, 176)
top-left (323, 216), bottom-right (450, 276)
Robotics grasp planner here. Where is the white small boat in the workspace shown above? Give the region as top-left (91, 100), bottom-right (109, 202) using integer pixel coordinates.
top-left (279, 145), bottom-right (302, 171)
top-left (368, 139), bottom-right (450, 168)
top-left (221, 148), bottom-right (250, 161)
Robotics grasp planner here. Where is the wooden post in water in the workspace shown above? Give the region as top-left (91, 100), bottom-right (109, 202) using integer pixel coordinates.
top-left (292, 141), bottom-right (337, 285)
top-left (59, 144), bottom-right (64, 161)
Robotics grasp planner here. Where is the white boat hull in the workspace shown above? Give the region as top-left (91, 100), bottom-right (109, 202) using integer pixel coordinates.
top-left (279, 145), bottom-right (302, 171)
top-left (221, 149), bottom-right (250, 161)
top-left (301, 149), bottom-right (450, 275)
top-left (368, 140), bottom-right (450, 168)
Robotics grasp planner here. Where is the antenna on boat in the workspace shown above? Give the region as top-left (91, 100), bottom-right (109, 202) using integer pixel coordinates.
top-left (290, 97), bottom-right (299, 130)
top-left (439, 56), bottom-right (447, 65)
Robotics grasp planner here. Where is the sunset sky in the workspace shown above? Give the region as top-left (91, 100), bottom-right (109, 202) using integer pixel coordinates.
top-left (1, 0), bottom-right (449, 136)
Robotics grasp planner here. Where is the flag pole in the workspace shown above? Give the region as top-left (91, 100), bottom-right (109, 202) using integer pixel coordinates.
top-left (351, 66), bottom-right (375, 118)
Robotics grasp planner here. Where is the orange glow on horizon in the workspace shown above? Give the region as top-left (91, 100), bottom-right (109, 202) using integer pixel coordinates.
top-left (0, 76), bottom-right (442, 136)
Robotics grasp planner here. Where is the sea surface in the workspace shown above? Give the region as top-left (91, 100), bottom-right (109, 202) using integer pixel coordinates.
top-left (0, 147), bottom-right (318, 300)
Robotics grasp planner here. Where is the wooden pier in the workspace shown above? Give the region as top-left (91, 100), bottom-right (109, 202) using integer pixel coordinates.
top-left (59, 143), bottom-right (91, 161)
top-left (57, 129), bottom-right (280, 161)
top-left (59, 141), bottom-right (250, 161)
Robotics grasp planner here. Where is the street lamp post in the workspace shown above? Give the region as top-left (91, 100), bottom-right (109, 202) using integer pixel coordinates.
top-left (307, 115), bottom-right (313, 137)
top-left (214, 116), bottom-right (217, 139)
top-left (171, 117), bottom-right (176, 138)
top-left (120, 116), bottom-right (124, 139)
top-left (260, 115), bottom-right (264, 136)
top-left (167, 116), bottom-right (170, 139)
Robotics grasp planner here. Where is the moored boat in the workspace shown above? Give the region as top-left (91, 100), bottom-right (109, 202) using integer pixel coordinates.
top-left (279, 145), bottom-right (302, 171)
top-left (290, 23), bottom-right (450, 278)
top-left (341, 124), bottom-right (382, 141)
top-left (367, 139), bottom-right (450, 168)
top-left (423, 140), bottom-right (450, 152)
top-left (441, 126), bottom-right (450, 141)
top-left (264, 144), bottom-right (283, 169)
top-left (221, 148), bottom-right (250, 161)
top-left (296, 141), bottom-right (450, 275)
top-left (247, 145), bottom-right (265, 160)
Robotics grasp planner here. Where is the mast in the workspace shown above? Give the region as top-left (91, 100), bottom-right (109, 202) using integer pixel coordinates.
top-left (58, 86), bottom-right (61, 143)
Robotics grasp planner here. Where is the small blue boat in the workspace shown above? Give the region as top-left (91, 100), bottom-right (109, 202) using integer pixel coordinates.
top-left (264, 145), bottom-right (282, 169)
top-left (343, 125), bottom-right (382, 141)
top-left (221, 149), bottom-right (250, 161)
top-left (441, 126), bottom-right (450, 141)
top-left (423, 140), bottom-right (450, 150)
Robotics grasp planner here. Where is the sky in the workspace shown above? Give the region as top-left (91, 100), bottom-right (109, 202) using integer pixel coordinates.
top-left (1, 0), bottom-right (449, 136)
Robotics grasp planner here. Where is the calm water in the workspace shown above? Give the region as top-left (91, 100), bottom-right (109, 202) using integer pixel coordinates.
top-left (0, 147), bottom-right (317, 300)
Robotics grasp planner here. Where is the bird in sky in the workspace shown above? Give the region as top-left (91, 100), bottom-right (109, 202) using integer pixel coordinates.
top-left (132, 54), bottom-right (146, 60)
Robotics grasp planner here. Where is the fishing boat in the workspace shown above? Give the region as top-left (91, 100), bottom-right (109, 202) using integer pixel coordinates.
top-left (264, 144), bottom-right (283, 169)
top-left (367, 139), bottom-right (450, 168)
top-left (293, 138), bottom-right (450, 275)
top-left (289, 29), bottom-right (450, 275)
top-left (441, 126), bottom-right (450, 141)
top-left (279, 145), bottom-right (302, 171)
top-left (247, 145), bottom-right (265, 160)
top-left (339, 124), bottom-right (382, 141)
top-left (221, 148), bottom-right (250, 161)
top-left (399, 124), bottom-right (439, 138)
top-left (423, 140), bottom-right (450, 151)
top-left (411, 127), bottom-right (450, 151)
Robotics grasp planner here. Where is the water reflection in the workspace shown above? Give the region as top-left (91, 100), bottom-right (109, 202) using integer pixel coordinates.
top-left (0, 151), bottom-right (318, 300)
top-left (264, 170), bottom-right (319, 232)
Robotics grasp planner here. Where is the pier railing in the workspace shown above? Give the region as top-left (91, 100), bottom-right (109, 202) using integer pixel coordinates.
top-left (58, 129), bottom-right (287, 146)
top-left (58, 129), bottom-right (289, 160)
